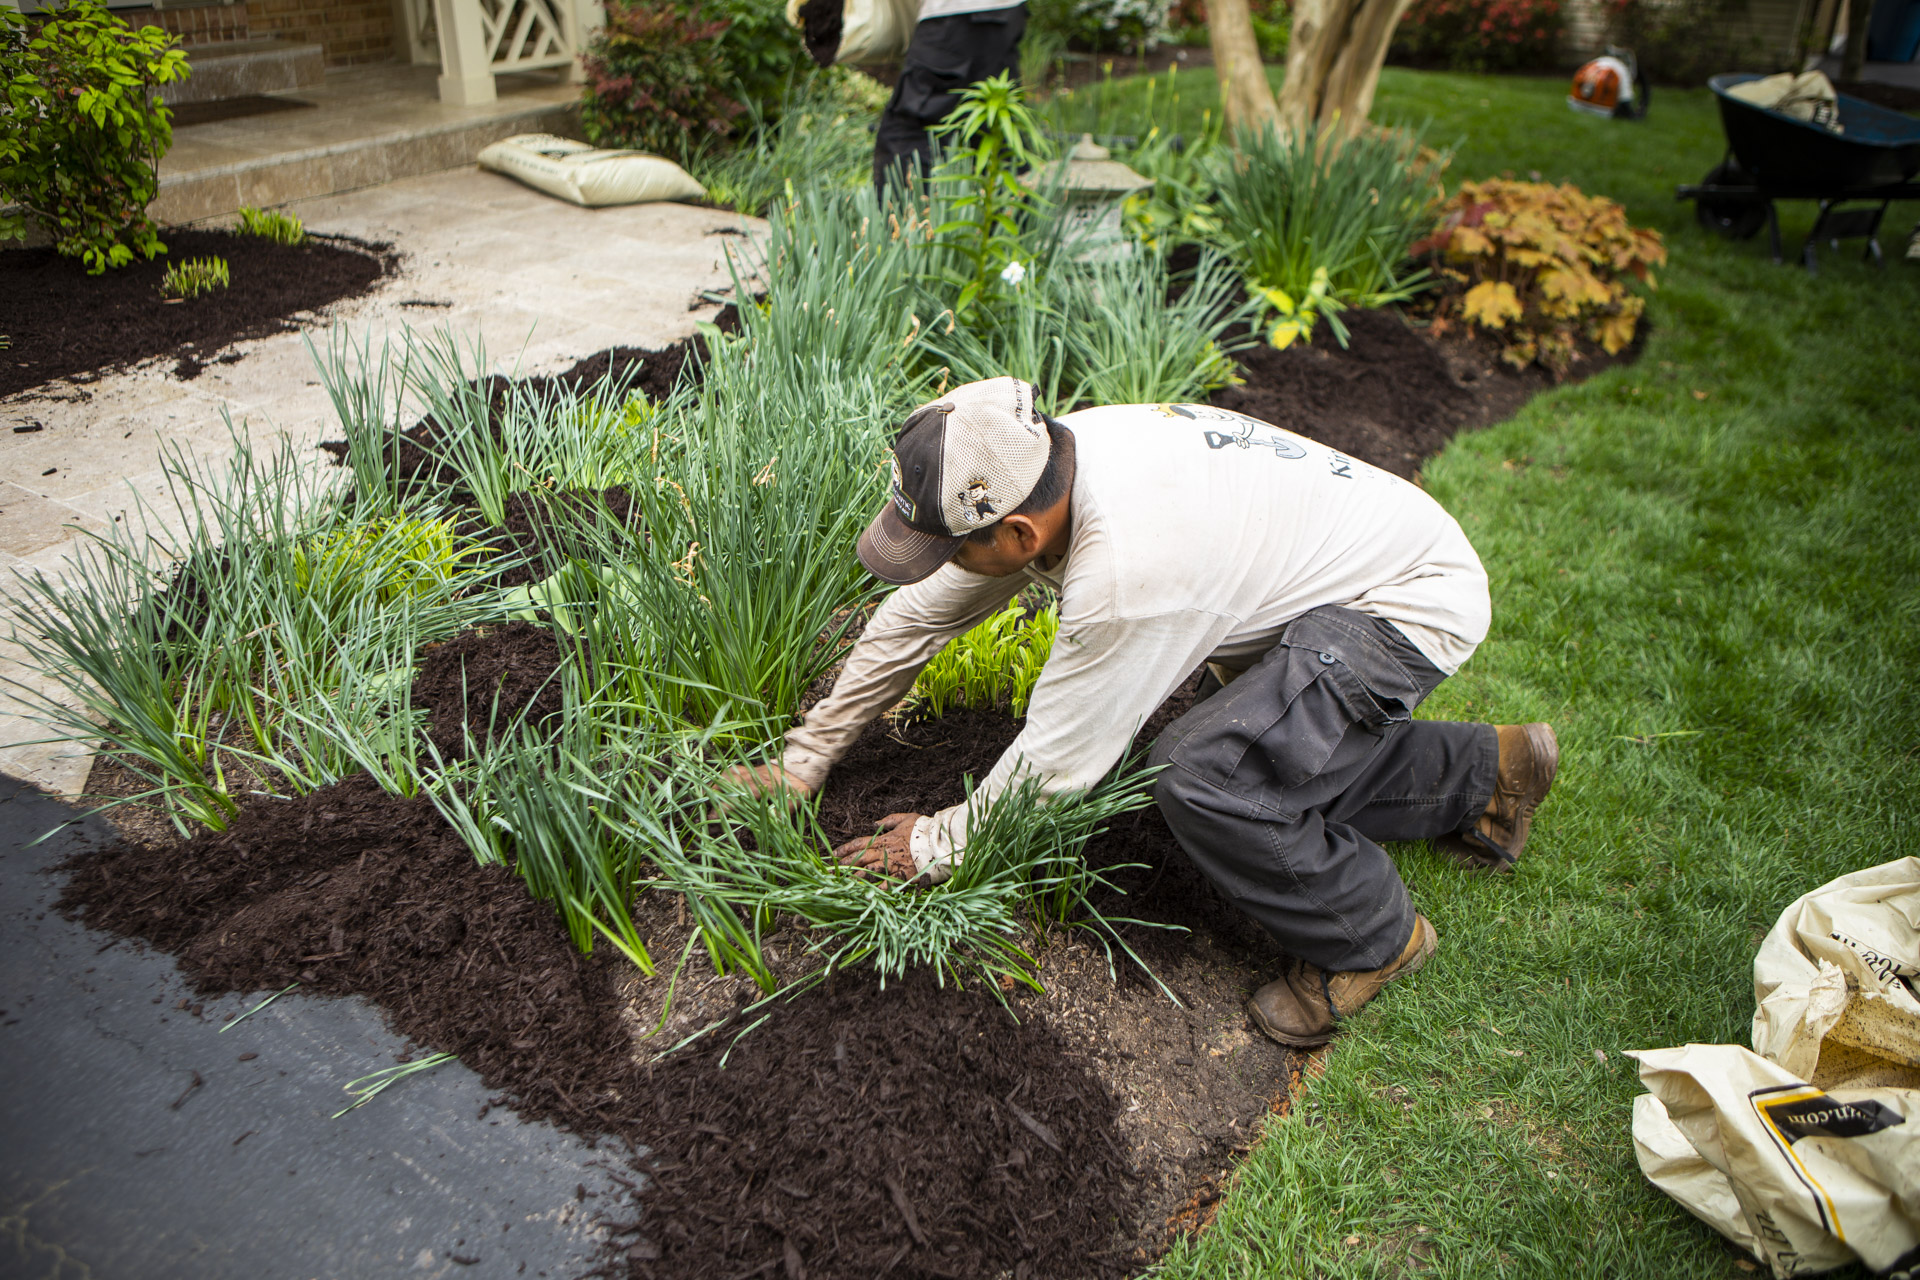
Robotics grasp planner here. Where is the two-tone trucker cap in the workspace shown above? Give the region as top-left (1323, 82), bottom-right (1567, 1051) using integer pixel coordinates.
top-left (856, 377), bottom-right (1050, 586)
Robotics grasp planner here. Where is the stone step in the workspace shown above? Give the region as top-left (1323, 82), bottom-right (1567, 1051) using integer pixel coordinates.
top-left (153, 97), bottom-right (579, 224)
top-left (161, 39), bottom-right (325, 105)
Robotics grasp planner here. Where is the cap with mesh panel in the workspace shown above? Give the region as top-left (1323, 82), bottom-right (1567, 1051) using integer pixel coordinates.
top-left (856, 377), bottom-right (1051, 585)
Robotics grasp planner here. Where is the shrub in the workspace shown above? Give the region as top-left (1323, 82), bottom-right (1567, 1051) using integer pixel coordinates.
top-left (580, 2), bottom-right (743, 155)
top-left (1415, 178), bottom-right (1666, 371)
top-left (0, 1), bottom-right (189, 273)
top-left (1390, 0), bottom-right (1562, 72)
top-left (1604, 0), bottom-right (1769, 85)
top-left (1210, 121), bottom-right (1444, 348)
top-left (1066, 0), bottom-right (1176, 54)
top-left (236, 205), bottom-right (305, 245)
top-left (579, 0), bottom-right (807, 158)
top-left (160, 255), bottom-right (229, 298)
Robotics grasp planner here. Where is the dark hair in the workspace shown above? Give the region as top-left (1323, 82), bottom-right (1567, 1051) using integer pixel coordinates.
top-left (966, 418), bottom-right (1075, 545)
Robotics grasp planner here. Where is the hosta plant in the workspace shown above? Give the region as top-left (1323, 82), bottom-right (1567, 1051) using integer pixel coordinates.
top-left (911, 595), bottom-right (1059, 719)
top-left (1415, 178), bottom-right (1666, 371)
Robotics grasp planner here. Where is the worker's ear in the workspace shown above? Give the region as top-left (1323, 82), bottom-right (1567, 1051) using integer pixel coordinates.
top-left (997, 514), bottom-right (1043, 558)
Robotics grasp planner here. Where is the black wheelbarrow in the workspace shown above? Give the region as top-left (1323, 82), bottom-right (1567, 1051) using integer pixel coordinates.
top-left (1677, 72), bottom-right (1920, 271)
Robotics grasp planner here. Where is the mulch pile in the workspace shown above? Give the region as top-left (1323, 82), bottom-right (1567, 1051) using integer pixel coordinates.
top-left (412, 621), bottom-right (567, 758)
top-left (0, 229), bottom-right (394, 398)
top-left (60, 763), bottom-right (1143, 1278)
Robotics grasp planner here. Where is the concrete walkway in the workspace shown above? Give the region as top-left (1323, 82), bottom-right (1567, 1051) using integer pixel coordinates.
top-left (0, 170), bottom-right (765, 795)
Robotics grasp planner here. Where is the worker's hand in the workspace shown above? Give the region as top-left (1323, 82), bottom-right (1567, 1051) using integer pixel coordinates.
top-left (832, 813), bottom-right (924, 881)
top-left (710, 762), bottom-right (815, 822)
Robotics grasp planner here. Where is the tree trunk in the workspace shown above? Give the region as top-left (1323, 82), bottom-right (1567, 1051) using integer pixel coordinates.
top-left (1277, 0), bottom-right (1415, 135)
top-left (1207, 0), bottom-right (1280, 134)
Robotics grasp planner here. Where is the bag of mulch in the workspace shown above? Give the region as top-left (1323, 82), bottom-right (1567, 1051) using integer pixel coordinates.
top-left (1629, 858), bottom-right (1920, 1278)
top-left (477, 134), bottom-right (705, 208)
top-left (1725, 71), bottom-right (1844, 134)
top-left (786, 0), bottom-right (918, 67)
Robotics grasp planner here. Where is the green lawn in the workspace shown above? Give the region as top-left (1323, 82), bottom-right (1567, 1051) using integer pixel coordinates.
top-left (1066, 68), bottom-right (1920, 1278)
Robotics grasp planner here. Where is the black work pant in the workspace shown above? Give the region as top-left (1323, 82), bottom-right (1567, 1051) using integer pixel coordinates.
top-left (873, 5), bottom-right (1027, 196)
top-left (1149, 605), bottom-right (1499, 974)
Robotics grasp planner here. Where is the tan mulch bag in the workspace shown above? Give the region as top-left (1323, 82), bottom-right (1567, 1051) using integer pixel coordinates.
top-left (477, 134), bottom-right (705, 207)
top-left (1630, 859), bottom-right (1920, 1278)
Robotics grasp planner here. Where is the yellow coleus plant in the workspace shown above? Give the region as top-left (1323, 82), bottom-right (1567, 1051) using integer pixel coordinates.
top-left (1415, 179), bottom-right (1666, 372)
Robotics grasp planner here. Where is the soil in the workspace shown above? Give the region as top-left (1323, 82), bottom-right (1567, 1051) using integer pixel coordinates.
top-left (412, 621), bottom-right (567, 758)
top-left (0, 229), bottom-right (395, 398)
top-left (316, 307), bottom-right (736, 495)
top-left (66, 657), bottom-right (1300, 1278)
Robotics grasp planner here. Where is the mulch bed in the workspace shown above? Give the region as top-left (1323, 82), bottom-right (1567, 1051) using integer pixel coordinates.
top-left (59, 274), bottom-right (1639, 1276)
top-left (0, 228), bottom-right (395, 398)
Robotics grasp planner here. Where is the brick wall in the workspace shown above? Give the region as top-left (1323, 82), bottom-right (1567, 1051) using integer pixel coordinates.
top-left (116, 4), bottom-right (251, 46)
top-left (244, 0), bottom-right (396, 66)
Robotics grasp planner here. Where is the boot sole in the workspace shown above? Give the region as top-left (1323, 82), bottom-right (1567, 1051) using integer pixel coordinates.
top-left (1249, 918), bottom-right (1439, 1049)
top-left (1439, 723), bottom-right (1559, 873)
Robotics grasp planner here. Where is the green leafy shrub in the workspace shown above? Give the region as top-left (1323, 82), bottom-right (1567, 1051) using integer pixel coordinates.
top-left (578, 0), bottom-right (806, 157)
top-left (159, 255), bottom-right (228, 298)
top-left (580, 2), bottom-right (742, 155)
top-left (236, 205), bottom-right (305, 245)
top-left (1211, 122), bottom-right (1443, 348)
top-left (0, 1), bottom-right (189, 272)
top-left (1604, 0), bottom-right (1767, 85)
top-left (1415, 177), bottom-right (1666, 371)
top-left (912, 596), bottom-right (1060, 719)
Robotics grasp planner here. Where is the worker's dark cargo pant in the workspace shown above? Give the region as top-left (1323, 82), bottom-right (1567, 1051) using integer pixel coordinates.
top-left (872, 5), bottom-right (1027, 195)
top-left (1149, 605), bottom-right (1499, 974)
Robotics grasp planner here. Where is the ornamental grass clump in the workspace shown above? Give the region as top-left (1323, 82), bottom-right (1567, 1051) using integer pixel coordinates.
top-left (160, 255), bottom-right (229, 299)
top-left (6, 433), bottom-right (497, 831)
top-left (1211, 121), bottom-right (1444, 348)
top-left (235, 205), bottom-right (305, 245)
top-left (654, 763), bottom-right (1169, 997)
top-left (1414, 178), bottom-right (1667, 371)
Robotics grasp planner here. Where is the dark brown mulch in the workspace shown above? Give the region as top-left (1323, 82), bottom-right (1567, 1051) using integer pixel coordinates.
top-left (631, 970), bottom-right (1137, 1280)
top-left (58, 769), bottom-right (1144, 1280)
top-left (411, 621), bottom-right (566, 758)
top-left (1182, 255), bottom-right (1641, 481)
top-left (0, 228), bottom-right (394, 399)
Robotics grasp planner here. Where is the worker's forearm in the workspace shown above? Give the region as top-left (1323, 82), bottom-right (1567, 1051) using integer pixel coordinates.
top-left (780, 565), bottom-right (1024, 788)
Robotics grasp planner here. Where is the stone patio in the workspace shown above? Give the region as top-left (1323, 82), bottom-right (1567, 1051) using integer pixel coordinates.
top-left (0, 169), bottom-right (764, 796)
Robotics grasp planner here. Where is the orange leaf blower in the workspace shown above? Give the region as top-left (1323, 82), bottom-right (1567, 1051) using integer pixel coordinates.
top-left (1569, 48), bottom-right (1650, 120)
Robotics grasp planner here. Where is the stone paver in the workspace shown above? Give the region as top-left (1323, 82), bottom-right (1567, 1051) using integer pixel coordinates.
top-left (1, 171), bottom-right (765, 795)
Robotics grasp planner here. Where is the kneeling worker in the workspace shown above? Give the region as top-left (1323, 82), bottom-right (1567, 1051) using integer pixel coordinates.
top-left (744, 377), bottom-right (1558, 1047)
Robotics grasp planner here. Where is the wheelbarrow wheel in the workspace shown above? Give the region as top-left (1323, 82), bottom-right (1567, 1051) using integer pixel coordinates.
top-left (1695, 159), bottom-right (1767, 240)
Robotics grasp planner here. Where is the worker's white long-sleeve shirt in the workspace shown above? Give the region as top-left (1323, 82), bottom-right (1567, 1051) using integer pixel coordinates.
top-left (781, 403), bottom-right (1491, 875)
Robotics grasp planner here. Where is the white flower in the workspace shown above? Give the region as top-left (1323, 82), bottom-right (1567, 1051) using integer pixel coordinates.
top-left (999, 260), bottom-right (1027, 286)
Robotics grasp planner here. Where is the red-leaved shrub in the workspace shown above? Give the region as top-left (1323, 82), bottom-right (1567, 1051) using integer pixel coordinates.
top-left (579, 2), bottom-right (744, 156)
top-left (1390, 0), bottom-right (1563, 71)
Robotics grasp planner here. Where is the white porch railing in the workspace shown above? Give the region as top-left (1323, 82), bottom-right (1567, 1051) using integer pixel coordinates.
top-left (398, 0), bottom-right (605, 105)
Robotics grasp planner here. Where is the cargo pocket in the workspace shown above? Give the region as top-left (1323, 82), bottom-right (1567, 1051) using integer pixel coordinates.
top-left (896, 48), bottom-right (973, 122)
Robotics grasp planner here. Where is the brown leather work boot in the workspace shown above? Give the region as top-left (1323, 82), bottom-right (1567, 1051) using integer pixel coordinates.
top-left (1248, 915), bottom-right (1438, 1049)
top-left (1439, 722), bottom-right (1559, 873)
